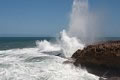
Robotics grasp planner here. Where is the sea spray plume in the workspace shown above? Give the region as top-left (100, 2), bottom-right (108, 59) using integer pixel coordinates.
top-left (36, 40), bottom-right (61, 52)
top-left (68, 0), bottom-right (99, 44)
top-left (36, 30), bottom-right (84, 58)
top-left (68, 0), bottom-right (88, 40)
top-left (60, 30), bottom-right (84, 57)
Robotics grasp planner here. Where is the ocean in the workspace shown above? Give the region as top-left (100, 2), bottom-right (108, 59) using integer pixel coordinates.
top-left (0, 37), bottom-right (119, 50)
top-left (0, 36), bottom-right (119, 80)
top-left (0, 32), bottom-right (98, 80)
top-left (0, 0), bottom-right (119, 79)
top-left (0, 37), bottom-right (55, 50)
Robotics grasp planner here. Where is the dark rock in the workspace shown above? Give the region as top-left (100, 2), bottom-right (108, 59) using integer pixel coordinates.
top-left (72, 40), bottom-right (120, 78)
top-left (102, 77), bottom-right (120, 80)
top-left (106, 77), bottom-right (120, 80)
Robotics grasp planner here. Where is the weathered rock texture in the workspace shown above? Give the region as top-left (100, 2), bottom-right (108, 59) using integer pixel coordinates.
top-left (72, 41), bottom-right (120, 78)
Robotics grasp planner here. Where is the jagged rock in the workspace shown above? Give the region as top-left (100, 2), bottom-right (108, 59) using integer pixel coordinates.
top-left (72, 41), bottom-right (120, 78)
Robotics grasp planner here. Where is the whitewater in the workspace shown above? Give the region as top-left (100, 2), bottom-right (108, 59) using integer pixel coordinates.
top-left (0, 31), bottom-right (99, 80)
top-left (0, 0), bottom-right (100, 80)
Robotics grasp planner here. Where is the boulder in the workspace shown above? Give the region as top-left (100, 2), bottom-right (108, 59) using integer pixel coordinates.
top-left (72, 41), bottom-right (120, 78)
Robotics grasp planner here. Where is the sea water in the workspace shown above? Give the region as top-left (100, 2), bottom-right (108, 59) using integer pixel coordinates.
top-left (0, 0), bottom-right (119, 79)
top-left (0, 31), bottom-right (99, 80)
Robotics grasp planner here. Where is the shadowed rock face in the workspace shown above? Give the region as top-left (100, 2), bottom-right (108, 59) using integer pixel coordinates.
top-left (71, 41), bottom-right (120, 78)
top-left (99, 77), bottom-right (120, 80)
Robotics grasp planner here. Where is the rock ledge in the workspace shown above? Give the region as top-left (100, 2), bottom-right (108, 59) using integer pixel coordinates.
top-left (72, 41), bottom-right (120, 78)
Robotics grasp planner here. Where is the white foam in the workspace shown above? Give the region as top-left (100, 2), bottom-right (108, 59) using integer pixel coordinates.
top-left (36, 40), bottom-right (61, 52)
top-left (0, 47), bottom-right (99, 80)
top-left (0, 30), bottom-right (99, 80)
top-left (36, 30), bottom-right (84, 57)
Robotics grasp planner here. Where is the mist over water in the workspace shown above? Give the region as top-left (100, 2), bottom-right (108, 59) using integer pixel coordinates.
top-left (68, 0), bottom-right (99, 44)
top-left (69, 0), bottom-right (88, 38)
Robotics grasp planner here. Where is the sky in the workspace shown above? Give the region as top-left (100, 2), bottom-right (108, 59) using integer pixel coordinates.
top-left (0, 0), bottom-right (120, 37)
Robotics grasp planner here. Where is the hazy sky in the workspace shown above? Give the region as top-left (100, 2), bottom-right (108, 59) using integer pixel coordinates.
top-left (0, 0), bottom-right (120, 37)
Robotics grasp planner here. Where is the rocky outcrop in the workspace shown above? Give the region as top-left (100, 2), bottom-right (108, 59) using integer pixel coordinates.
top-left (72, 41), bottom-right (120, 78)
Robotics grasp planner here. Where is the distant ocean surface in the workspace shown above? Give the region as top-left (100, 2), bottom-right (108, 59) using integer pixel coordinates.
top-left (0, 37), bottom-right (119, 50)
top-left (0, 37), bottom-right (55, 50)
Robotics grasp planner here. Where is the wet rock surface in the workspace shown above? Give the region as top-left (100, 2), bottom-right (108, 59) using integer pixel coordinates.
top-left (72, 41), bottom-right (120, 78)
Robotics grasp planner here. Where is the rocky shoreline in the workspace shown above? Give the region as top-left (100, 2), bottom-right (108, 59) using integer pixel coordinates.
top-left (71, 40), bottom-right (120, 80)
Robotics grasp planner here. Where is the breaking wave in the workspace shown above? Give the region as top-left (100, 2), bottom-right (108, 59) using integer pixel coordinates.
top-left (0, 30), bottom-right (99, 80)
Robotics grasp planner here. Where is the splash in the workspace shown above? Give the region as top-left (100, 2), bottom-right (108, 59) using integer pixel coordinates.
top-left (68, 0), bottom-right (88, 40)
top-left (68, 0), bottom-right (98, 43)
top-left (36, 40), bottom-right (61, 52)
top-left (0, 29), bottom-right (98, 80)
top-left (59, 30), bottom-right (84, 57)
top-left (0, 36), bottom-right (98, 80)
top-left (36, 30), bottom-right (84, 57)
top-left (0, 31), bottom-right (99, 80)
